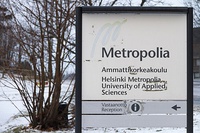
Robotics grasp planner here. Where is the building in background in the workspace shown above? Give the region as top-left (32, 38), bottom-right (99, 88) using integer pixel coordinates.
top-left (193, 27), bottom-right (200, 78)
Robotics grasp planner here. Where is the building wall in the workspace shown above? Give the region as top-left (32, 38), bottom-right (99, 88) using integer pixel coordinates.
top-left (193, 27), bottom-right (200, 78)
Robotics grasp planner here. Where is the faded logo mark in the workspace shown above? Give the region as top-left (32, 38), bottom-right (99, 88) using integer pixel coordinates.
top-left (90, 19), bottom-right (127, 58)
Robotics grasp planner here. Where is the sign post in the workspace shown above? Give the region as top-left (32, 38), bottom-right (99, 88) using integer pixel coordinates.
top-left (76, 7), bottom-right (193, 133)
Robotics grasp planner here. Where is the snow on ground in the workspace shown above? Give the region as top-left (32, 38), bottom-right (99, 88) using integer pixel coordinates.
top-left (0, 77), bottom-right (200, 132)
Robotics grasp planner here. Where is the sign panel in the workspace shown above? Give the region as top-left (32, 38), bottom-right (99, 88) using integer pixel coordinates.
top-left (76, 7), bottom-right (193, 133)
top-left (82, 13), bottom-right (186, 100)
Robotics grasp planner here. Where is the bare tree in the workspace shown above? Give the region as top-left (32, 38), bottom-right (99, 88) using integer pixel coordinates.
top-left (2, 0), bottom-right (76, 130)
top-left (186, 0), bottom-right (200, 27)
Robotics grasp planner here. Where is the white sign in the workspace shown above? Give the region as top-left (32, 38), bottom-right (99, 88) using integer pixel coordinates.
top-left (76, 7), bottom-right (193, 133)
top-left (82, 13), bottom-right (187, 100)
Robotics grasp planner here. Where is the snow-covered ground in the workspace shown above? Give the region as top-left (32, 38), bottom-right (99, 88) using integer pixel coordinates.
top-left (0, 77), bottom-right (200, 133)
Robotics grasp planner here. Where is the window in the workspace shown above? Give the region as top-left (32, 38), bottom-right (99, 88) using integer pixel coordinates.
top-left (194, 72), bottom-right (200, 78)
top-left (197, 59), bottom-right (200, 66)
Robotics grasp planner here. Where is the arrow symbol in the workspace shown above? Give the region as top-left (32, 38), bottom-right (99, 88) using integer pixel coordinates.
top-left (172, 105), bottom-right (181, 111)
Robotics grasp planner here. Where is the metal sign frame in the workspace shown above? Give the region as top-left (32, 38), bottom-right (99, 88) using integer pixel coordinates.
top-left (76, 7), bottom-right (193, 133)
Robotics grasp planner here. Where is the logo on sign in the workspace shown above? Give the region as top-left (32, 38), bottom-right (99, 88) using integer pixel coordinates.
top-left (90, 19), bottom-right (127, 58)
